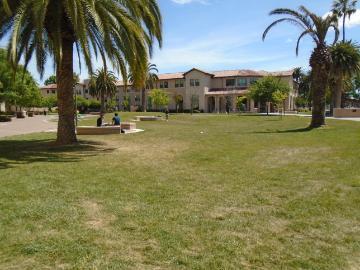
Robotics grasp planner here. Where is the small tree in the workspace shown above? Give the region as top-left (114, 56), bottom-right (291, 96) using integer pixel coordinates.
top-left (42, 95), bottom-right (58, 111)
top-left (190, 95), bottom-right (199, 114)
top-left (44, 75), bottom-right (57, 86)
top-left (236, 96), bottom-right (247, 112)
top-left (272, 90), bottom-right (289, 118)
top-left (122, 95), bottom-right (130, 111)
top-left (248, 76), bottom-right (291, 115)
top-left (174, 95), bottom-right (183, 113)
top-left (149, 89), bottom-right (169, 111)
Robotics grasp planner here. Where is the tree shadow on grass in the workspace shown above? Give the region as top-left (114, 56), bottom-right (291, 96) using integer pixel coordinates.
top-left (0, 139), bottom-right (116, 170)
top-left (253, 127), bottom-right (314, 134)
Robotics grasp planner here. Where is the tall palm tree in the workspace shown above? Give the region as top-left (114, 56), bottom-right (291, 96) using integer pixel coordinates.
top-left (332, 0), bottom-right (358, 42)
top-left (129, 63), bottom-right (159, 112)
top-left (263, 6), bottom-right (339, 128)
top-left (0, 0), bottom-right (162, 144)
top-left (89, 68), bottom-right (117, 116)
top-left (330, 41), bottom-right (360, 110)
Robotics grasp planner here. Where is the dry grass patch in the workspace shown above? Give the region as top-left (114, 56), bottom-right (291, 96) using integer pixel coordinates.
top-left (256, 146), bottom-right (332, 168)
top-left (81, 200), bottom-right (116, 231)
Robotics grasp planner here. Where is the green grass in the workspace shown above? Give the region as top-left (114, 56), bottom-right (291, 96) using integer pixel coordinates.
top-left (0, 113), bottom-right (359, 269)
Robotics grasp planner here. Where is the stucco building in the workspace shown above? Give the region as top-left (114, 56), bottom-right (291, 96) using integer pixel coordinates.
top-left (40, 68), bottom-right (297, 113)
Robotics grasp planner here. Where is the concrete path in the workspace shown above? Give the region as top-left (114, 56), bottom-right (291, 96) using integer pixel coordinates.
top-left (0, 115), bottom-right (57, 138)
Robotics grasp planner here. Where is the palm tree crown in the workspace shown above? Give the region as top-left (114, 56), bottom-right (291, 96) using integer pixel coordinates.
top-left (0, 0), bottom-right (162, 144)
top-left (1, 0), bottom-right (162, 84)
top-left (332, 0), bottom-right (358, 42)
top-left (263, 6), bottom-right (339, 127)
top-left (128, 62), bottom-right (159, 111)
top-left (89, 68), bottom-right (117, 115)
top-left (330, 41), bottom-right (360, 108)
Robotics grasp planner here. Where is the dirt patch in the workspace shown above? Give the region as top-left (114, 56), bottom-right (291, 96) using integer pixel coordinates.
top-left (81, 200), bottom-right (116, 230)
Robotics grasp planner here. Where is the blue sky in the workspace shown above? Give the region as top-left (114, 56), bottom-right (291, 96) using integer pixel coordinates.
top-left (1, 0), bottom-right (360, 84)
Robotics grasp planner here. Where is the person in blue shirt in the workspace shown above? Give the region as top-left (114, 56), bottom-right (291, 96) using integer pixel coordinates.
top-left (112, 113), bottom-right (121, 126)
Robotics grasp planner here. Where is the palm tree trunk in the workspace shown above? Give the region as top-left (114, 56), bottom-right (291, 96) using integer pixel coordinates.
top-left (142, 88), bottom-right (146, 112)
top-left (310, 67), bottom-right (327, 127)
top-left (343, 15), bottom-right (346, 42)
top-left (100, 91), bottom-right (105, 115)
top-left (335, 78), bottom-right (343, 108)
top-left (310, 46), bottom-right (331, 128)
top-left (56, 37), bottom-right (77, 145)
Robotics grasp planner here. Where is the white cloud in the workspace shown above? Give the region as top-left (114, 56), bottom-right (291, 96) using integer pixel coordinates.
top-left (171, 0), bottom-right (209, 5)
top-left (286, 38), bottom-right (293, 43)
top-left (324, 9), bottom-right (360, 28)
top-left (151, 33), bottom-right (285, 72)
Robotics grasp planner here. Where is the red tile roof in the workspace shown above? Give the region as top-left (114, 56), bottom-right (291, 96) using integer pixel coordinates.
top-left (41, 84), bottom-right (57, 89)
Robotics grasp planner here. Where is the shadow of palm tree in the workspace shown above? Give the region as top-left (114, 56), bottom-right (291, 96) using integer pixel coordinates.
top-left (253, 127), bottom-right (314, 134)
top-left (0, 139), bottom-right (116, 170)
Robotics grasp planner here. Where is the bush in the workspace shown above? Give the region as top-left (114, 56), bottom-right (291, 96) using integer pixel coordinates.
top-left (0, 115), bottom-right (12, 122)
top-left (88, 100), bottom-right (101, 111)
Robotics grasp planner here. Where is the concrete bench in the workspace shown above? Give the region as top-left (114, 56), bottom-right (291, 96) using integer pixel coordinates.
top-left (135, 116), bottom-right (163, 121)
top-left (334, 108), bottom-right (360, 118)
top-left (76, 122), bottom-right (136, 135)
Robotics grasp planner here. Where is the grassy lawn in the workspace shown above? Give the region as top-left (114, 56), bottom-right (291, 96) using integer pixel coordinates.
top-left (0, 113), bottom-right (359, 269)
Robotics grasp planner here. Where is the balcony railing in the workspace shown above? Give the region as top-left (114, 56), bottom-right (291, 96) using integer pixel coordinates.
top-left (209, 87), bottom-right (248, 92)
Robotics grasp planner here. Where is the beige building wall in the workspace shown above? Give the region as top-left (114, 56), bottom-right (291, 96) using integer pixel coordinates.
top-left (39, 68), bottom-right (296, 113)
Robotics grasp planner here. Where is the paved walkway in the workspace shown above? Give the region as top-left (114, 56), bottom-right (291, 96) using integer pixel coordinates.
top-left (0, 115), bottom-right (57, 138)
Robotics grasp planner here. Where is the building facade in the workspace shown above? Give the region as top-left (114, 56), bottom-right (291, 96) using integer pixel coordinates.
top-left (40, 68), bottom-right (297, 113)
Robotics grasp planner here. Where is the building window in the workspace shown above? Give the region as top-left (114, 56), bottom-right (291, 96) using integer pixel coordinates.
top-left (47, 90), bottom-right (49, 94)
top-left (52, 90), bottom-right (55, 94)
top-left (190, 79), bottom-right (200, 87)
top-left (85, 89), bottom-right (89, 94)
top-left (226, 79), bottom-right (236, 87)
top-left (160, 81), bottom-right (168, 88)
top-left (249, 77), bottom-right (258, 84)
top-left (237, 78), bottom-right (247, 88)
top-left (175, 79), bottom-right (185, 88)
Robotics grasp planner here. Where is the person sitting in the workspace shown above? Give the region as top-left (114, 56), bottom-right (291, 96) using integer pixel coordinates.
top-left (112, 113), bottom-right (121, 126)
top-left (97, 115), bottom-right (104, 127)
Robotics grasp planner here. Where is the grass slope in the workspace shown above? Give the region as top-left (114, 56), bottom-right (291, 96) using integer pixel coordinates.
top-left (0, 114), bottom-right (359, 269)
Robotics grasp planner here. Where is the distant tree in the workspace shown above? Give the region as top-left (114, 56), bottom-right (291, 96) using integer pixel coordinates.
top-left (174, 95), bottom-right (183, 113)
top-left (0, 49), bottom-right (41, 110)
top-left (248, 76), bottom-right (291, 115)
top-left (272, 90), bottom-right (289, 118)
top-left (44, 73), bottom-right (80, 86)
top-left (263, 6), bottom-right (339, 127)
top-left (129, 63), bottom-right (159, 112)
top-left (42, 95), bottom-right (58, 111)
top-left (332, 0), bottom-right (358, 42)
top-left (293, 67), bottom-right (305, 84)
top-left (329, 41), bottom-right (360, 111)
top-left (122, 95), bottom-right (130, 111)
top-left (44, 75), bottom-right (57, 86)
top-left (149, 89), bottom-right (169, 111)
top-left (89, 68), bottom-right (117, 115)
top-left (236, 96), bottom-right (247, 112)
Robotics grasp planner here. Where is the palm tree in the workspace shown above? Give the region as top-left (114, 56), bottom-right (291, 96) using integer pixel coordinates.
top-left (332, 0), bottom-right (358, 42)
top-left (0, 0), bottom-right (162, 145)
top-left (129, 63), bottom-right (159, 112)
top-left (330, 41), bottom-right (360, 111)
top-left (263, 6), bottom-right (339, 128)
top-left (293, 67), bottom-right (305, 84)
top-left (89, 68), bottom-right (117, 116)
